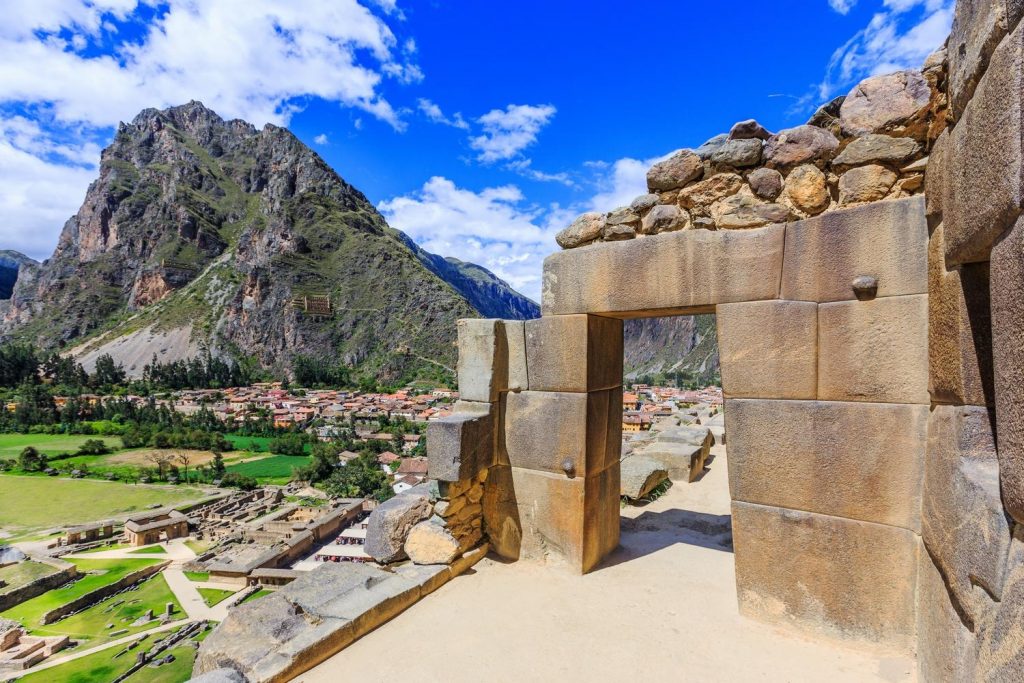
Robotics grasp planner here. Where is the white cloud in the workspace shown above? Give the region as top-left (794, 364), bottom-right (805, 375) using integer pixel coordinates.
top-left (469, 104), bottom-right (556, 163)
top-left (377, 151), bottom-right (671, 302)
top-left (417, 98), bottom-right (469, 130)
top-left (0, 0), bottom-right (419, 260)
top-left (379, 176), bottom-right (573, 301)
top-left (819, 0), bottom-right (953, 99)
top-left (828, 0), bottom-right (857, 14)
top-left (314, 133), bottom-right (329, 145)
top-left (505, 159), bottom-right (574, 187)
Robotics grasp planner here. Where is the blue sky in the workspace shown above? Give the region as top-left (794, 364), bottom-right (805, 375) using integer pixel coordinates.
top-left (0, 0), bottom-right (953, 301)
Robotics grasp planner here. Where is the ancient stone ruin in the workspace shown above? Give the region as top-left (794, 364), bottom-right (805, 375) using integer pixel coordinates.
top-left (194, 2), bottom-right (1023, 680)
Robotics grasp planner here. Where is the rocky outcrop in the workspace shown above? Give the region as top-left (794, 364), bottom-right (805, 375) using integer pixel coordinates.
top-left (0, 251), bottom-right (35, 301)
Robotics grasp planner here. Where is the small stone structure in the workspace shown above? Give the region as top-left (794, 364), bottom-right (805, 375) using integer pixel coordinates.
top-left (0, 618), bottom-right (70, 672)
top-left (124, 509), bottom-right (189, 546)
top-left (63, 521), bottom-right (115, 546)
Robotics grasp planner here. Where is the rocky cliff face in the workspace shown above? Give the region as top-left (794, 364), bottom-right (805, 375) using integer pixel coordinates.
top-left (623, 315), bottom-right (719, 383)
top-left (0, 251), bottom-right (36, 300)
top-left (0, 102), bottom-right (538, 380)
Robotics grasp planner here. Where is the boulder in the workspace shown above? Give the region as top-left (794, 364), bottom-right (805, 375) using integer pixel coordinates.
top-left (764, 125), bottom-right (839, 168)
top-left (639, 203), bottom-right (688, 234)
top-left (556, 212), bottom-right (604, 249)
top-left (729, 119), bottom-right (772, 140)
top-left (747, 167), bottom-right (783, 200)
top-left (678, 173), bottom-right (743, 209)
top-left (695, 134), bottom-right (729, 160)
top-left (646, 150), bottom-right (703, 192)
top-left (710, 139), bottom-right (763, 168)
top-left (806, 95), bottom-right (845, 137)
top-left (785, 164), bottom-right (830, 215)
top-left (365, 492), bottom-right (433, 563)
top-left (712, 192), bottom-right (792, 229)
top-left (837, 165), bottom-right (897, 205)
top-left (606, 206), bottom-right (640, 226)
top-left (840, 70), bottom-right (931, 137)
top-left (620, 456), bottom-right (669, 499)
top-left (602, 223), bottom-right (636, 241)
top-left (629, 193), bottom-right (659, 214)
top-left (404, 521), bottom-right (461, 565)
top-left (644, 425), bottom-right (713, 482)
top-left (833, 134), bottom-right (920, 167)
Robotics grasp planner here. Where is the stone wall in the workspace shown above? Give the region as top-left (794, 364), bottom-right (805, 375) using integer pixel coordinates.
top-left (917, 1), bottom-right (1024, 678)
top-left (435, 2), bottom-right (1023, 670)
top-left (0, 558), bottom-right (77, 614)
top-left (39, 560), bottom-right (169, 625)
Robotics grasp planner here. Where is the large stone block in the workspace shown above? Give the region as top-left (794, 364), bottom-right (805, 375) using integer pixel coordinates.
top-left (944, 20), bottom-right (1024, 265)
top-left (929, 224), bottom-right (994, 406)
top-left (922, 405), bottom-right (1011, 624)
top-left (732, 501), bottom-right (918, 650)
top-left (725, 399), bottom-right (926, 531)
top-left (817, 295), bottom-right (929, 404)
top-left (510, 466), bottom-right (620, 574)
top-left (456, 318), bottom-right (507, 402)
top-left (642, 425), bottom-right (713, 482)
top-left (503, 389), bottom-right (620, 477)
top-left (502, 320), bottom-right (528, 391)
top-left (975, 527), bottom-right (1024, 681)
top-left (482, 464), bottom-right (521, 560)
top-left (992, 216), bottom-right (1024, 523)
top-left (948, 0), bottom-right (1024, 119)
top-left (426, 404), bottom-right (495, 482)
top-left (917, 546), bottom-right (978, 683)
top-left (716, 300), bottom-right (817, 399)
top-left (780, 197), bottom-right (927, 303)
top-left (542, 224), bottom-right (785, 317)
top-left (925, 128), bottom-right (948, 222)
top-left (524, 315), bottom-right (622, 392)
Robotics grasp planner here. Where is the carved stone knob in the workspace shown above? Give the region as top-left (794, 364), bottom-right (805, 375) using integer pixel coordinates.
top-left (852, 275), bottom-right (878, 301)
top-left (561, 458), bottom-right (576, 478)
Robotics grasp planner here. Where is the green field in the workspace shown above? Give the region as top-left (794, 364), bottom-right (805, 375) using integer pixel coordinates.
top-left (1, 558), bottom-right (163, 626)
top-left (18, 623), bottom-right (208, 683)
top-left (239, 588), bottom-right (272, 604)
top-left (0, 476), bottom-right (208, 533)
top-left (0, 433), bottom-right (125, 459)
top-left (0, 561), bottom-right (58, 597)
top-left (183, 571), bottom-right (209, 583)
top-left (128, 546), bottom-right (167, 555)
top-left (198, 587), bottom-right (235, 607)
top-left (29, 574), bottom-right (183, 648)
top-left (226, 454), bottom-right (311, 483)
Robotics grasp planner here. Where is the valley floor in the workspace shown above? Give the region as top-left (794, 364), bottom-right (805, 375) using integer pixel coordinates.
top-left (296, 444), bottom-right (915, 683)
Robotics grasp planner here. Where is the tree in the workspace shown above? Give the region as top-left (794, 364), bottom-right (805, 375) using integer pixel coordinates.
top-left (145, 451), bottom-right (173, 479)
top-left (18, 446), bottom-right (44, 472)
top-left (175, 451), bottom-right (193, 484)
top-left (322, 452), bottom-right (392, 502)
top-left (211, 450), bottom-right (226, 477)
top-left (76, 439), bottom-right (110, 456)
top-left (91, 354), bottom-right (126, 388)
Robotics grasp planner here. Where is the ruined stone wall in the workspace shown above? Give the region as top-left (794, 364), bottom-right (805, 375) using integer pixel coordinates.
top-left (917, 2), bottom-right (1024, 679)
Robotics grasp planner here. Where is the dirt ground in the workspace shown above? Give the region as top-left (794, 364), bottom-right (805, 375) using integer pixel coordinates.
top-left (296, 445), bottom-right (916, 683)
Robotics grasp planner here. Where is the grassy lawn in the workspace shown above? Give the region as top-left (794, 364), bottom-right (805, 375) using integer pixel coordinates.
top-left (0, 561), bottom-right (58, 597)
top-left (226, 454), bottom-right (311, 484)
top-left (183, 571), bottom-right (209, 582)
top-left (184, 539), bottom-right (213, 555)
top-left (197, 587), bottom-right (235, 607)
top-left (29, 574), bottom-right (183, 649)
top-left (76, 542), bottom-right (130, 554)
top-left (0, 433), bottom-right (125, 459)
top-left (224, 434), bottom-right (311, 456)
top-left (18, 622), bottom-right (210, 683)
top-left (128, 546), bottom-right (167, 555)
top-left (0, 476), bottom-right (208, 533)
top-left (1, 557), bottom-right (163, 626)
top-left (239, 588), bottom-right (272, 604)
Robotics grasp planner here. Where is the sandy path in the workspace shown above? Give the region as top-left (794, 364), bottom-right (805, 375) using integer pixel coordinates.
top-left (297, 445), bottom-right (915, 683)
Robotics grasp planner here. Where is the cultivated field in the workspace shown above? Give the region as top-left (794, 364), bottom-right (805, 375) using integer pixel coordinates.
top-left (226, 454), bottom-right (312, 484)
top-left (0, 476), bottom-right (209, 533)
top-left (0, 433), bottom-right (125, 459)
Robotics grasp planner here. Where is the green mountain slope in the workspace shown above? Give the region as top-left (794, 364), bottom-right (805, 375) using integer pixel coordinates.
top-left (0, 102), bottom-right (538, 383)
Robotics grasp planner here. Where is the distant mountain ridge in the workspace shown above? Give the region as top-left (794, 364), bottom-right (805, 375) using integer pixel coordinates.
top-left (0, 102), bottom-right (538, 381)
